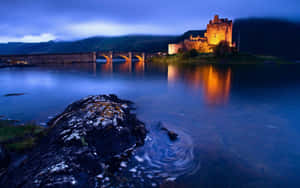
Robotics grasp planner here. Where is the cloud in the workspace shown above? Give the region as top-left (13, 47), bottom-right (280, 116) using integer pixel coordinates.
top-left (66, 21), bottom-right (174, 37)
top-left (0, 33), bottom-right (56, 43)
top-left (0, 0), bottom-right (299, 42)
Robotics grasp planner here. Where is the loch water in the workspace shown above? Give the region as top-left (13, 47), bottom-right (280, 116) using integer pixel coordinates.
top-left (1, 61), bottom-right (300, 187)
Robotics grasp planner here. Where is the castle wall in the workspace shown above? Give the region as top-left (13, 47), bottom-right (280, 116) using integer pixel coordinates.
top-left (183, 40), bottom-right (212, 53)
top-left (167, 15), bottom-right (233, 55)
top-left (168, 43), bottom-right (183, 55)
top-left (206, 15), bottom-right (233, 46)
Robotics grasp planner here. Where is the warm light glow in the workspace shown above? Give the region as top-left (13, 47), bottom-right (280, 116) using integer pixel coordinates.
top-left (168, 15), bottom-right (233, 54)
top-left (168, 65), bottom-right (232, 105)
top-left (168, 44), bottom-right (182, 55)
top-left (134, 61), bottom-right (145, 74)
top-left (167, 64), bottom-right (180, 83)
top-left (206, 15), bottom-right (233, 46)
top-left (100, 55), bottom-right (111, 62)
top-left (118, 60), bottom-right (132, 73)
top-left (101, 61), bottom-right (113, 73)
top-left (135, 55), bottom-right (144, 62)
top-left (203, 66), bottom-right (231, 105)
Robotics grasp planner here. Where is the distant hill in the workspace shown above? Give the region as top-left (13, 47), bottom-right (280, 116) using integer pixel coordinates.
top-left (174, 19), bottom-right (300, 60)
top-left (0, 18), bottom-right (299, 60)
top-left (233, 18), bottom-right (300, 60)
top-left (0, 35), bottom-right (177, 55)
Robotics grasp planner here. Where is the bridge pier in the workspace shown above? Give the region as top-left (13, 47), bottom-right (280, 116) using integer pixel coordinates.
top-left (109, 51), bottom-right (113, 61)
top-left (92, 52), bottom-right (96, 62)
top-left (128, 52), bottom-right (132, 62)
top-left (142, 53), bottom-right (145, 62)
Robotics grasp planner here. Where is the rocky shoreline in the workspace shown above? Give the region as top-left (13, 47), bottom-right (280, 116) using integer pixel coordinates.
top-left (0, 95), bottom-right (149, 187)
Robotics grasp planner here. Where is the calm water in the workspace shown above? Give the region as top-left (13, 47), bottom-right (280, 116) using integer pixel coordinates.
top-left (1, 61), bottom-right (300, 187)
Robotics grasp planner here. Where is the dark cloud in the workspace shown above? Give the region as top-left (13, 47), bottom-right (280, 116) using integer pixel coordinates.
top-left (0, 0), bottom-right (299, 42)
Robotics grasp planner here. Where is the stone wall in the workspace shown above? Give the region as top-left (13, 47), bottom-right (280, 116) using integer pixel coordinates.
top-left (167, 15), bottom-right (234, 55)
top-left (206, 15), bottom-right (233, 46)
top-left (183, 39), bottom-right (212, 53)
top-left (168, 43), bottom-right (183, 55)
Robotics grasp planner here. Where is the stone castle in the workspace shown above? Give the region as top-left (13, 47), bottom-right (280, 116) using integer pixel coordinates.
top-left (168, 15), bottom-right (234, 55)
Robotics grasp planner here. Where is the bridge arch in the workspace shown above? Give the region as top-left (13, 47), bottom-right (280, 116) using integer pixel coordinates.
top-left (133, 55), bottom-right (144, 62)
top-left (96, 54), bottom-right (111, 62)
top-left (96, 51), bottom-right (112, 63)
top-left (94, 51), bottom-right (146, 63)
top-left (116, 55), bottom-right (130, 62)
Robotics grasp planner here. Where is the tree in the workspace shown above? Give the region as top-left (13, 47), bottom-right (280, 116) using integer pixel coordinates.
top-left (182, 49), bottom-right (199, 58)
top-left (213, 41), bottom-right (232, 57)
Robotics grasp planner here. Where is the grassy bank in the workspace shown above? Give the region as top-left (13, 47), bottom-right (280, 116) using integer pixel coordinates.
top-left (151, 53), bottom-right (293, 64)
top-left (0, 120), bottom-right (46, 152)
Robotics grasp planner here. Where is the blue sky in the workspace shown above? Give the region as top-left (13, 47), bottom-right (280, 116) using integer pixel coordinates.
top-left (0, 0), bottom-right (299, 43)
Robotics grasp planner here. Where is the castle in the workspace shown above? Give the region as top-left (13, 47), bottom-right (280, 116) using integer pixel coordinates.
top-left (168, 15), bottom-right (234, 55)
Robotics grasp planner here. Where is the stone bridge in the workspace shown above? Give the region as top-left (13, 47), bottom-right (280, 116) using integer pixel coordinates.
top-left (0, 51), bottom-right (149, 65)
top-left (95, 51), bottom-right (145, 62)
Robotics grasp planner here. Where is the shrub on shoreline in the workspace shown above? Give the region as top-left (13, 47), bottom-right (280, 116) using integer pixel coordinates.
top-left (0, 120), bottom-right (46, 152)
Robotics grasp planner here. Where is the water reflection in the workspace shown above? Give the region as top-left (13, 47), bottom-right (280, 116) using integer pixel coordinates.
top-left (133, 61), bottom-right (145, 74)
top-left (95, 60), bottom-right (146, 74)
top-left (2, 62), bottom-right (300, 187)
top-left (29, 62), bottom-right (232, 106)
top-left (42, 62), bottom-right (232, 105)
top-left (114, 60), bottom-right (132, 73)
top-left (99, 60), bottom-right (113, 73)
top-left (203, 66), bottom-right (231, 105)
top-left (168, 64), bottom-right (232, 105)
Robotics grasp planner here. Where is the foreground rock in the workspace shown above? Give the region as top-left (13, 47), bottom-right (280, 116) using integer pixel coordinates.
top-left (0, 95), bottom-right (147, 188)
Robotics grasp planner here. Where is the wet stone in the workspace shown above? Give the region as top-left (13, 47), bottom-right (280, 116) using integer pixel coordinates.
top-left (159, 122), bottom-right (179, 141)
top-left (0, 94), bottom-right (147, 188)
top-left (167, 131), bottom-right (178, 141)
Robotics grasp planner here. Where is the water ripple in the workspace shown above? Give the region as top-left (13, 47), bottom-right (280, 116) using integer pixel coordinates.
top-left (135, 122), bottom-right (201, 179)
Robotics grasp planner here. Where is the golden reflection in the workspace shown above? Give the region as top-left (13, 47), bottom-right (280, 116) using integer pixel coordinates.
top-left (167, 64), bottom-right (180, 83)
top-left (168, 64), bottom-right (231, 105)
top-left (203, 66), bottom-right (231, 105)
top-left (101, 60), bottom-right (113, 73)
top-left (134, 61), bottom-right (145, 74)
top-left (118, 60), bottom-right (132, 73)
top-left (96, 60), bottom-right (144, 74)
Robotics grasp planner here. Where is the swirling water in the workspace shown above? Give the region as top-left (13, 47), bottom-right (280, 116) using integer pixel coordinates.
top-left (1, 61), bottom-right (300, 187)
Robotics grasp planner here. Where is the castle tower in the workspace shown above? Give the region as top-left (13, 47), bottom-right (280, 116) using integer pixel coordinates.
top-left (206, 15), bottom-right (233, 46)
